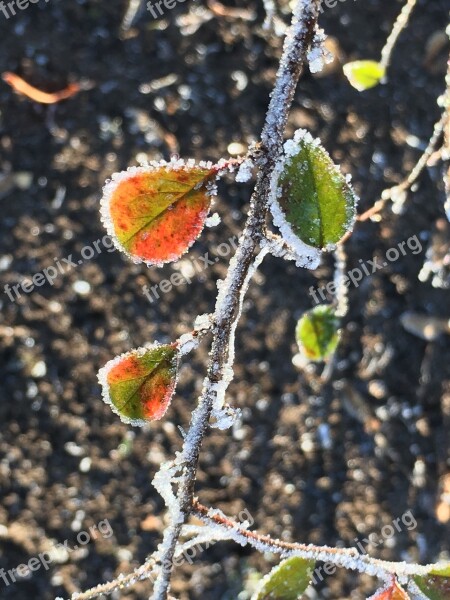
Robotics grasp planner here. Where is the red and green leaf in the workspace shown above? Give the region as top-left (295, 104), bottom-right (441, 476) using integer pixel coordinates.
top-left (413, 564), bottom-right (450, 600)
top-left (296, 305), bottom-right (341, 361)
top-left (100, 162), bottom-right (217, 266)
top-left (98, 344), bottom-right (179, 426)
top-left (369, 580), bottom-right (409, 600)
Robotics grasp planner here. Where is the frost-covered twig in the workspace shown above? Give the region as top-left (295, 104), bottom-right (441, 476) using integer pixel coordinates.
top-left (380, 0), bottom-right (418, 72)
top-left (442, 46), bottom-right (450, 220)
top-left (333, 244), bottom-right (349, 318)
top-left (70, 555), bottom-right (159, 600)
top-left (191, 500), bottom-right (445, 581)
top-left (149, 2), bottom-right (322, 599)
top-left (359, 110), bottom-right (447, 222)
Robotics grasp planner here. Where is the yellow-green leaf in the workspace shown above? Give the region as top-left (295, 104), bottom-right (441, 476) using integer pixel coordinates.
top-left (343, 60), bottom-right (386, 91)
top-left (296, 305), bottom-right (340, 361)
top-left (252, 557), bottom-right (315, 600)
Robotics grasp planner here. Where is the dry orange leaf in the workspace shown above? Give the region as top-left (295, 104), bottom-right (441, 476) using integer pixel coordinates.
top-left (2, 72), bottom-right (80, 104)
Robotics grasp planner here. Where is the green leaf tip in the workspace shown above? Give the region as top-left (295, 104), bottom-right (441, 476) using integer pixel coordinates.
top-left (252, 556), bottom-right (315, 600)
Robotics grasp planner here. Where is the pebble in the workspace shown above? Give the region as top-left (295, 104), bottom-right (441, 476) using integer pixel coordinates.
top-left (79, 457), bottom-right (92, 473)
top-left (31, 361), bottom-right (47, 378)
top-left (72, 281), bottom-right (91, 296)
top-left (227, 142), bottom-right (246, 156)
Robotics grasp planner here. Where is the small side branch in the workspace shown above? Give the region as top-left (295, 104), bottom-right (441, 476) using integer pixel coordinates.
top-left (191, 500), bottom-right (443, 580)
top-left (359, 110), bottom-right (447, 222)
top-left (380, 0), bottom-right (418, 71)
top-left (70, 556), bottom-right (159, 600)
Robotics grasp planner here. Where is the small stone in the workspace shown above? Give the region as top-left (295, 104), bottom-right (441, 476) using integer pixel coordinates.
top-left (31, 361), bottom-right (47, 378)
top-left (72, 281), bottom-right (91, 296)
top-left (79, 457), bottom-right (92, 473)
top-left (227, 142), bottom-right (246, 156)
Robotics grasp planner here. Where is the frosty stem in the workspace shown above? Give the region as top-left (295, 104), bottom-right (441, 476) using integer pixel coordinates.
top-left (358, 110), bottom-right (447, 222)
top-left (150, 2), bottom-right (322, 599)
top-left (380, 0), bottom-right (418, 71)
top-left (191, 500), bottom-right (441, 581)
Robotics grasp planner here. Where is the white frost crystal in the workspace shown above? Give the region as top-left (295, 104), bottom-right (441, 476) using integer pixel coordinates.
top-left (307, 28), bottom-right (333, 74)
top-left (178, 332), bottom-right (199, 356)
top-left (194, 313), bottom-right (213, 331)
top-left (211, 405), bottom-right (242, 430)
top-left (236, 158), bottom-right (254, 183)
top-left (205, 212), bottom-right (221, 227)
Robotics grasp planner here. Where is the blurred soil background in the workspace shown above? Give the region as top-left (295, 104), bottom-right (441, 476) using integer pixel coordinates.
top-left (0, 0), bottom-right (449, 598)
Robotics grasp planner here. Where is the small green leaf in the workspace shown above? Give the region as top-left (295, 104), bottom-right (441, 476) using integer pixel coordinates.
top-left (413, 564), bottom-right (450, 600)
top-left (252, 557), bottom-right (315, 600)
top-left (98, 344), bottom-right (179, 426)
top-left (270, 129), bottom-right (357, 252)
top-left (343, 60), bottom-right (386, 91)
top-left (296, 305), bottom-right (340, 361)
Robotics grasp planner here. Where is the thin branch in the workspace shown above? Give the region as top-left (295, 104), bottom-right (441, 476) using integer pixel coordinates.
top-left (380, 0), bottom-right (418, 71)
top-left (358, 110), bottom-right (447, 222)
top-left (333, 244), bottom-right (349, 318)
top-left (443, 48), bottom-right (450, 218)
top-left (191, 500), bottom-right (444, 580)
top-left (150, 2), bottom-right (322, 599)
top-left (71, 557), bottom-right (159, 600)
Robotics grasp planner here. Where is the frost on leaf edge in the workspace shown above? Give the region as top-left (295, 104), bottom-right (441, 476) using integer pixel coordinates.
top-left (269, 128), bottom-right (358, 261)
top-left (100, 159), bottom-right (218, 268)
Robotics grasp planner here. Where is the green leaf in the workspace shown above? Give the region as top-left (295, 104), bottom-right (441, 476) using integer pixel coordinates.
top-left (343, 60), bottom-right (386, 91)
top-left (296, 305), bottom-right (340, 361)
top-left (271, 129), bottom-right (357, 251)
top-left (252, 557), bottom-right (315, 600)
top-left (98, 343), bottom-right (179, 426)
top-left (413, 565), bottom-right (450, 600)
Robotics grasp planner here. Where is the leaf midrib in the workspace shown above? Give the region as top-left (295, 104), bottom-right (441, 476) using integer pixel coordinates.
top-left (121, 175), bottom-right (210, 245)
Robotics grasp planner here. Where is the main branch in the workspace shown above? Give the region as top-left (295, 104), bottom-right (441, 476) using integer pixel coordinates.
top-left (150, 2), bottom-right (321, 599)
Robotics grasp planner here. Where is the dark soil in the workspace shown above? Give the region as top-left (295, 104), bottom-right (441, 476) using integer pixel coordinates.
top-left (0, 0), bottom-right (449, 599)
